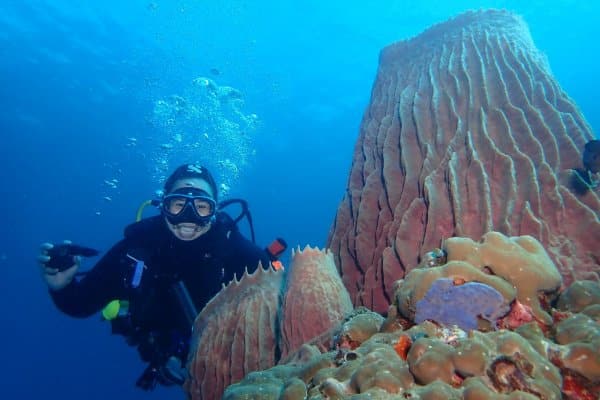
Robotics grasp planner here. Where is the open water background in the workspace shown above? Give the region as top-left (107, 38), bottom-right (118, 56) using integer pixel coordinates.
top-left (0, 1), bottom-right (597, 398)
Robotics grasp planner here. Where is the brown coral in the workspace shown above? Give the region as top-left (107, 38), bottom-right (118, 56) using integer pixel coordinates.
top-left (393, 232), bottom-right (563, 332)
top-left (556, 280), bottom-right (600, 314)
top-left (327, 8), bottom-right (599, 314)
top-left (552, 313), bottom-right (600, 383)
top-left (444, 232), bottom-right (563, 325)
top-left (224, 322), bottom-right (569, 399)
top-left (336, 308), bottom-right (385, 351)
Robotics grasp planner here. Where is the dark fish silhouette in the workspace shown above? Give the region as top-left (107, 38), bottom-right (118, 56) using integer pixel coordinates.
top-left (46, 243), bottom-right (99, 271)
top-left (570, 139), bottom-right (600, 195)
top-left (209, 68), bottom-right (221, 76)
top-left (583, 139), bottom-right (600, 174)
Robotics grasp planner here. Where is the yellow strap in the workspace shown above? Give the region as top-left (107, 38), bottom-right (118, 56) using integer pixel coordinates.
top-left (136, 200), bottom-right (154, 222)
top-left (102, 300), bottom-right (129, 320)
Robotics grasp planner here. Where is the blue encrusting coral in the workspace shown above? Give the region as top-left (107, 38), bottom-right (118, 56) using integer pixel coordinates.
top-left (415, 278), bottom-right (510, 330)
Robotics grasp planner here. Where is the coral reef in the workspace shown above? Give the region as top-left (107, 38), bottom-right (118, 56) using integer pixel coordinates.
top-left (395, 232), bottom-right (562, 329)
top-left (336, 308), bottom-right (385, 350)
top-left (222, 280), bottom-right (600, 400)
top-left (327, 8), bottom-right (600, 314)
top-left (216, 232), bottom-right (598, 400)
top-left (185, 246), bottom-right (353, 400)
top-left (395, 232), bottom-right (563, 332)
top-left (556, 280), bottom-right (600, 313)
top-left (444, 233), bottom-right (563, 321)
top-left (186, 9), bottom-right (600, 400)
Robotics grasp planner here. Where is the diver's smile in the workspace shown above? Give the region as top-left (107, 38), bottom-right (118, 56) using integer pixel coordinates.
top-left (176, 223), bottom-right (201, 233)
top-left (169, 221), bottom-right (212, 241)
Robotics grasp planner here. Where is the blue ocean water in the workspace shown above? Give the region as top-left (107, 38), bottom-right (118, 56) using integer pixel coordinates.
top-left (0, 1), bottom-right (597, 399)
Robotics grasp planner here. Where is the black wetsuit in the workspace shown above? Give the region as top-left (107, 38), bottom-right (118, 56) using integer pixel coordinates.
top-left (50, 213), bottom-right (270, 383)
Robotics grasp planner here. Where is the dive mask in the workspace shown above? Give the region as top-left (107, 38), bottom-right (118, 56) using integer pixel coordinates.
top-left (161, 187), bottom-right (217, 226)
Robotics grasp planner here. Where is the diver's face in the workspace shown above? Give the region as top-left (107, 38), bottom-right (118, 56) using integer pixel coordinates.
top-left (165, 178), bottom-right (215, 241)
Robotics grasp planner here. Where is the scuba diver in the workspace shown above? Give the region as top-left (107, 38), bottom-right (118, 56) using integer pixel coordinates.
top-left (38, 163), bottom-right (286, 390)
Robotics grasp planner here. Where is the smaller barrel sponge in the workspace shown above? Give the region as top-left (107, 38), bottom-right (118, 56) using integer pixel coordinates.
top-left (279, 245), bottom-right (354, 360)
top-left (415, 278), bottom-right (509, 330)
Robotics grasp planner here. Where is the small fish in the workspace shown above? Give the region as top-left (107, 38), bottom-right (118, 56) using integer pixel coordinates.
top-left (569, 139), bottom-right (600, 195)
top-left (209, 68), bottom-right (220, 76)
top-left (583, 139), bottom-right (600, 174)
top-left (569, 169), bottom-right (595, 195)
top-left (422, 248), bottom-right (447, 268)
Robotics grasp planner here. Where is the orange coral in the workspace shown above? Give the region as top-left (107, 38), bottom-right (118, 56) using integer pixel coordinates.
top-left (552, 309), bottom-right (573, 324)
top-left (450, 373), bottom-right (464, 388)
top-left (337, 335), bottom-right (361, 351)
top-left (452, 277), bottom-right (466, 285)
top-left (393, 335), bottom-right (412, 360)
top-left (562, 373), bottom-right (598, 400)
top-left (499, 299), bottom-right (534, 330)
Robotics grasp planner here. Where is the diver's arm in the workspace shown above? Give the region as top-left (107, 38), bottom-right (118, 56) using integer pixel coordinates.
top-left (48, 240), bottom-right (129, 318)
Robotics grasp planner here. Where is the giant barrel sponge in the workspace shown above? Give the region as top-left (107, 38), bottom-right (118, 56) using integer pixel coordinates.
top-left (327, 9), bottom-right (599, 313)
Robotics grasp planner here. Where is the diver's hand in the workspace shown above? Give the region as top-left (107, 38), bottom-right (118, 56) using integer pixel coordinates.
top-left (38, 241), bottom-right (80, 291)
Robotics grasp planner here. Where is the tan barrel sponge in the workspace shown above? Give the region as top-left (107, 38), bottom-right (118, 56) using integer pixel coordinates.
top-left (185, 247), bottom-right (354, 399)
top-left (328, 9), bottom-right (599, 313)
top-left (185, 265), bottom-right (284, 400)
top-left (279, 246), bottom-right (354, 360)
